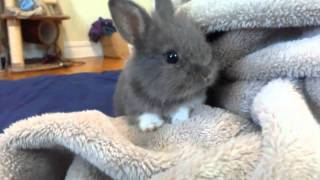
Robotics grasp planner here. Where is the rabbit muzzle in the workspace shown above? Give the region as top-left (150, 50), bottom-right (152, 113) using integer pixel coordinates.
top-left (190, 64), bottom-right (213, 84)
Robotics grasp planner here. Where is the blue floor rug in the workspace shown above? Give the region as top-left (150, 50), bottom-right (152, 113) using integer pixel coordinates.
top-left (0, 71), bottom-right (121, 131)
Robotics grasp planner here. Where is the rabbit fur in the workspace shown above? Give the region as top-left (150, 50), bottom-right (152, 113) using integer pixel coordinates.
top-left (110, 0), bottom-right (219, 131)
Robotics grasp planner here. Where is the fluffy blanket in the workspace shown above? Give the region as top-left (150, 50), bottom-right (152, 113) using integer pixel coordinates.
top-left (1, 0), bottom-right (320, 179)
top-left (0, 80), bottom-right (320, 179)
top-left (175, 0), bottom-right (320, 119)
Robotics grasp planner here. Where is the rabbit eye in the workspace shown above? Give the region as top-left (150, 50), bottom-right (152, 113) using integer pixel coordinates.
top-left (165, 50), bottom-right (179, 64)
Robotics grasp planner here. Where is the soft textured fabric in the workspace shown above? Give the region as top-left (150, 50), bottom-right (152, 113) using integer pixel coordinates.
top-left (175, 0), bottom-right (320, 120)
top-left (1, 0), bottom-right (320, 179)
top-left (0, 80), bottom-right (319, 179)
top-left (0, 71), bottom-right (120, 131)
top-left (176, 0), bottom-right (320, 31)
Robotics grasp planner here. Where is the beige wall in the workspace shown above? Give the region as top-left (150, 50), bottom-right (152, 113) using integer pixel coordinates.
top-left (60, 0), bottom-right (154, 42)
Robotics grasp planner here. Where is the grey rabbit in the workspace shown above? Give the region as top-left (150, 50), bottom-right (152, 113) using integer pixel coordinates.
top-left (109, 0), bottom-right (219, 131)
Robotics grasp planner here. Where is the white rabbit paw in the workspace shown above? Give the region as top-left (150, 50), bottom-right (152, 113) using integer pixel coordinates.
top-left (170, 106), bottom-right (191, 124)
top-left (138, 113), bottom-right (164, 131)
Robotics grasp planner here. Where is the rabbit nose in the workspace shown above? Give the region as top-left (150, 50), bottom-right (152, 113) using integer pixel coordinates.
top-left (192, 64), bottom-right (204, 72)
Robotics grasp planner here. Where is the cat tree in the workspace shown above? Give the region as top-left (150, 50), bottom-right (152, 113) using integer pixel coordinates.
top-left (1, 0), bottom-right (69, 72)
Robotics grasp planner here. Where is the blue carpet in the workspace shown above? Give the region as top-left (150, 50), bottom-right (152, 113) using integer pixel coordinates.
top-left (0, 71), bottom-right (121, 131)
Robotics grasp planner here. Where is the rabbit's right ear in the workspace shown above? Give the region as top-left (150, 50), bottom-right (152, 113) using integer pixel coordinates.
top-left (109, 0), bottom-right (152, 44)
top-left (155, 0), bottom-right (174, 20)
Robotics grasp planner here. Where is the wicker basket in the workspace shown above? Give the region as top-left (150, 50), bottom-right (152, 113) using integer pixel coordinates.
top-left (100, 32), bottom-right (129, 59)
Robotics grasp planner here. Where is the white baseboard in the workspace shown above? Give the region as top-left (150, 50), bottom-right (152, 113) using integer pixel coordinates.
top-left (63, 41), bottom-right (103, 59)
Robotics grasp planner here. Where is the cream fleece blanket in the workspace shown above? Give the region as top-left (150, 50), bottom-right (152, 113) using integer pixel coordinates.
top-left (0, 79), bottom-right (319, 179)
top-left (1, 0), bottom-right (320, 179)
top-left (176, 0), bottom-right (320, 119)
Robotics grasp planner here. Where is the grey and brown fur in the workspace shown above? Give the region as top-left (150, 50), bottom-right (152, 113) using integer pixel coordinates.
top-left (109, 0), bottom-right (219, 130)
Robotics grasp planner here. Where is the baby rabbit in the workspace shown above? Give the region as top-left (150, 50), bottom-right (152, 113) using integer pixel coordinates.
top-left (110, 0), bottom-right (219, 131)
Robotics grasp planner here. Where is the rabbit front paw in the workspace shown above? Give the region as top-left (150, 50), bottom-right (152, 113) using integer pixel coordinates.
top-left (170, 106), bottom-right (191, 124)
top-left (138, 113), bottom-right (164, 131)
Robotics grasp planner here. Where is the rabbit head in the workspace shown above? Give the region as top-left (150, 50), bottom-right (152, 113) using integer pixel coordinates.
top-left (109, 0), bottom-right (218, 102)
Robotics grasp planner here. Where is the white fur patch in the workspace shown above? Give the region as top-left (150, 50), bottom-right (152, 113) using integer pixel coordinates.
top-left (138, 113), bottom-right (164, 131)
top-left (170, 106), bottom-right (190, 124)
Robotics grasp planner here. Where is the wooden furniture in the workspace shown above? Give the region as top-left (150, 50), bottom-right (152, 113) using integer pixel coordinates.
top-left (1, 0), bottom-right (70, 72)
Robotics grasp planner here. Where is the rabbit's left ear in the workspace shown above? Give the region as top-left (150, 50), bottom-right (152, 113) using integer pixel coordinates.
top-left (155, 0), bottom-right (174, 20)
top-left (109, 0), bottom-right (152, 44)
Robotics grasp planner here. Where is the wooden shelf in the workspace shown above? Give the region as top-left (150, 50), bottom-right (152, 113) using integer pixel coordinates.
top-left (1, 14), bottom-right (70, 21)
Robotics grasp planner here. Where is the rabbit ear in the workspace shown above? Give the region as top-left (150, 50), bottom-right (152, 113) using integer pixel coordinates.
top-left (155, 0), bottom-right (174, 20)
top-left (109, 0), bottom-right (152, 44)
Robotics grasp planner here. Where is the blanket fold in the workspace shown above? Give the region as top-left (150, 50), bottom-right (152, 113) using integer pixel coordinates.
top-left (224, 29), bottom-right (320, 80)
top-left (1, 0), bottom-right (320, 179)
top-left (175, 0), bottom-right (320, 120)
top-left (1, 79), bottom-right (320, 179)
top-left (177, 0), bottom-right (320, 31)
top-left (0, 106), bottom-right (262, 179)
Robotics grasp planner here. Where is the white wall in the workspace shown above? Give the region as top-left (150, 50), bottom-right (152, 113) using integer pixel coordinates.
top-left (60, 0), bottom-right (154, 59)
